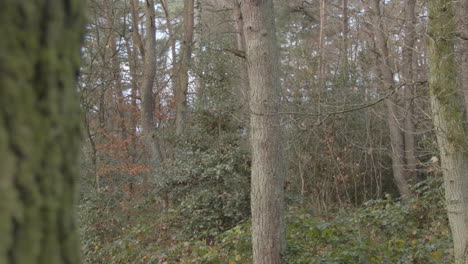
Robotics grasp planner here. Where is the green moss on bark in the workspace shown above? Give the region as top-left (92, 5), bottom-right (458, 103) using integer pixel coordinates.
top-left (0, 1), bottom-right (85, 264)
top-left (427, 0), bottom-right (468, 262)
top-left (428, 0), bottom-right (467, 149)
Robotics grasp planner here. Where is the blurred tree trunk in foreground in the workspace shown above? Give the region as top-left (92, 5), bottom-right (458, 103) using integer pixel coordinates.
top-left (428, 0), bottom-right (468, 262)
top-left (0, 1), bottom-right (85, 263)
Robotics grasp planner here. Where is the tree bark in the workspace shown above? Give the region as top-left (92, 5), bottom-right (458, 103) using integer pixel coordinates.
top-left (160, 0), bottom-right (179, 123)
top-left (341, 0), bottom-right (349, 73)
top-left (125, 38), bottom-right (140, 163)
top-left (402, 0), bottom-right (418, 183)
top-left (241, 0), bottom-right (286, 263)
top-left (455, 0), bottom-right (468, 118)
top-left (193, 0), bottom-right (203, 102)
top-left (0, 1), bottom-right (84, 263)
top-left (175, 0), bottom-right (195, 135)
top-left (428, 0), bottom-right (468, 262)
top-left (104, 0), bottom-right (127, 142)
top-left (369, 0), bottom-right (412, 198)
top-left (317, 0), bottom-right (326, 93)
top-left (130, 0), bottom-right (145, 59)
top-left (141, 0), bottom-right (161, 168)
top-left (230, 0), bottom-right (250, 137)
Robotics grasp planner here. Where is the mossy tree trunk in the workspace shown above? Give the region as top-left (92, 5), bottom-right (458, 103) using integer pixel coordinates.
top-left (427, 0), bottom-right (468, 262)
top-left (0, 1), bottom-right (84, 264)
top-left (455, 0), bottom-right (468, 119)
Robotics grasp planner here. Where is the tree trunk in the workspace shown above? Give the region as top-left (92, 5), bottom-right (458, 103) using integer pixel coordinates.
top-left (193, 0), bottom-right (203, 102)
top-left (241, 0), bottom-right (286, 263)
top-left (230, 0), bottom-right (250, 145)
top-left (104, 0), bottom-right (127, 142)
top-left (160, 0), bottom-right (179, 125)
top-left (175, 0), bottom-right (195, 135)
top-left (125, 38), bottom-right (140, 163)
top-left (341, 0), bottom-right (349, 73)
top-left (428, 0), bottom-right (468, 262)
top-left (317, 0), bottom-right (326, 93)
top-left (402, 0), bottom-right (418, 183)
top-left (141, 0), bottom-right (161, 168)
top-left (369, 0), bottom-right (412, 198)
top-left (0, 1), bottom-right (84, 263)
top-left (130, 0), bottom-right (145, 59)
top-left (455, 0), bottom-right (468, 119)
top-left (129, 0), bottom-right (145, 164)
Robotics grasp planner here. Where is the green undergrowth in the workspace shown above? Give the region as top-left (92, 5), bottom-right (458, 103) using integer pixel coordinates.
top-left (80, 177), bottom-right (452, 263)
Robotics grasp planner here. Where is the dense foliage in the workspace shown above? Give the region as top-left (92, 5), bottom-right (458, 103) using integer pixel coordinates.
top-left (80, 177), bottom-right (452, 263)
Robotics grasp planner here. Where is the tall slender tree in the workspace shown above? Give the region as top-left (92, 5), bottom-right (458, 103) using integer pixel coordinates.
top-left (455, 0), bottom-right (468, 117)
top-left (428, 0), bottom-right (468, 262)
top-left (0, 1), bottom-right (84, 263)
top-left (241, 0), bottom-right (286, 263)
top-left (369, 0), bottom-right (412, 198)
top-left (229, 0), bottom-right (250, 134)
top-left (402, 0), bottom-right (418, 183)
top-left (193, 0), bottom-right (203, 101)
top-left (175, 0), bottom-right (195, 135)
top-left (341, 0), bottom-right (349, 72)
top-left (140, 0), bottom-right (161, 168)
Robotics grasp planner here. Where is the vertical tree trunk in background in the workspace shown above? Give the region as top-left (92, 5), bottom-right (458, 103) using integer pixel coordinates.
top-left (370, 0), bottom-right (412, 198)
top-left (125, 39), bottom-right (140, 163)
top-left (131, 0), bottom-right (145, 59)
top-left (0, 1), bottom-right (84, 263)
top-left (341, 0), bottom-right (349, 73)
top-left (230, 0), bottom-right (250, 138)
top-left (455, 0), bottom-right (468, 118)
top-left (231, 0), bottom-right (247, 76)
top-left (428, 0), bottom-right (468, 262)
top-left (175, 0), bottom-right (195, 135)
top-left (125, 0), bottom-right (145, 162)
top-left (241, 0), bottom-right (286, 263)
top-left (104, 0), bottom-right (127, 142)
top-left (141, 0), bottom-right (161, 168)
top-left (193, 0), bottom-right (203, 102)
top-left (128, 0), bottom-right (144, 163)
top-left (83, 106), bottom-right (100, 191)
top-left (317, 0), bottom-right (326, 93)
top-left (160, 0), bottom-right (178, 112)
top-left (402, 0), bottom-right (418, 183)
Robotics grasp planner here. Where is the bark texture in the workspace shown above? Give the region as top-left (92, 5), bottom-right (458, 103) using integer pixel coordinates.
top-left (341, 0), bottom-right (349, 72)
top-left (130, 0), bottom-right (145, 58)
top-left (175, 0), bottom-right (195, 135)
top-left (193, 0), bottom-right (203, 101)
top-left (402, 0), bottom-right (418, 183)
top-left (160, 0), bottom-right (177, 100)
top-left (455, 0), bottom-right (468, 118)
top-left (0, 1), bottom-right (84, 263)
top-left (317, 0), bottom-right (326, 92)
top-left (428, 0), bottom-right (468, 262)
top-left (230, 0), bottom-right (250, 133)
top-left (241, 0), bottom-right (286, 263)
top-left (141, 0), bottom-right (161, 168)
